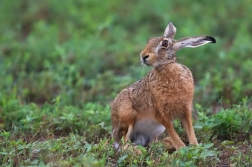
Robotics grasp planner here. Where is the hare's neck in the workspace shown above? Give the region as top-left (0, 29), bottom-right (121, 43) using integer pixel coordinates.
top-left (154, 61), bottom-right (176, 72)
top-left (152, 61), bottom-right (178, 79)
top-left (154, 56), bottom-right (176, 69)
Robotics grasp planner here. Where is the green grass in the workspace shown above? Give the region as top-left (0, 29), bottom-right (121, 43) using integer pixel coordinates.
top-left (0, 91), bottom-right (251, 166)
top-left (0, 0), bottom-right (252, 166)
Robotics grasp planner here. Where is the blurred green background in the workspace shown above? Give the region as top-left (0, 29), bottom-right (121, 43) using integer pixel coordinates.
top-left (1, 0), bottom-right (252, 108)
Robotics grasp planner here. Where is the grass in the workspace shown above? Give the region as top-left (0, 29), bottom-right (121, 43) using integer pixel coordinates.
top-left (0, 91), bottom-right (251, 166)
top-left (0, 0), bottom-right (252, 166)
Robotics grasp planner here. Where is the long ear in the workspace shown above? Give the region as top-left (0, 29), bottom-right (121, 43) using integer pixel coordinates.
top-left (174, 36), bottom-right (216, 51)
top-left (164, 22), bottom-right (176, 39)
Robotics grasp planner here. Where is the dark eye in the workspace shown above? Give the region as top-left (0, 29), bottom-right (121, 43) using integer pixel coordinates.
top-left (162, 40), bottom-right (168, 47)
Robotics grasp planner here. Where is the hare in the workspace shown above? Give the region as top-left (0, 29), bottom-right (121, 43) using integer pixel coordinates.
top-left (111, 22), bottom-right (216, 150)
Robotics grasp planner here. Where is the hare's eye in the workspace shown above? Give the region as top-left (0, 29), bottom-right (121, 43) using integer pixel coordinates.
top-left (162, 40), bottom-right (168, 47)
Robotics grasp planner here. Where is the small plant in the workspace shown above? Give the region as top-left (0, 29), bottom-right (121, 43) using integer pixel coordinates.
top-left (195, 99), bottom-right (252, 141)
top-left (167, 143), bottom-right (219, 167)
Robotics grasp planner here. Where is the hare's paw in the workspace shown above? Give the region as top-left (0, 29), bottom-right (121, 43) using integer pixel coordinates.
top-left (161, 137), bottom-right (176, 152)
top-left (123, 143), bottom-right (143, 155)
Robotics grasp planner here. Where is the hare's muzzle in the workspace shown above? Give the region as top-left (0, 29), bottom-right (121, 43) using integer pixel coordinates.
top-left (141, 55), bottom-right (149, 64)
top-left (140, 50), bottom-right (150, 64)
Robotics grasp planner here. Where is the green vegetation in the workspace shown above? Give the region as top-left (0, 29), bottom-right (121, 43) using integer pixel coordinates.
top-left (0, 0), bottom-right (251, 166)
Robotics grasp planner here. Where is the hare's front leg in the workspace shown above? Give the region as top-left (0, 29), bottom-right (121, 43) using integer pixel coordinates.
top-left (181, 107), bottom-right (198, 145)
top-left (161, 137), bottom-right (176, 152)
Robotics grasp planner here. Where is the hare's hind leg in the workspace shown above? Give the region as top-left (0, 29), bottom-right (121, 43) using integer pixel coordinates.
top-left (119, 109), bottom-right (136, 148)
top-left (123, 124), bottom-right (143, 155)
top-left (123, 124), bottom-right (134, 150)
top-left (112, 124), bottom-right (134, 150)
top-left (125, 124), bottom-right (134, 142)
top-left (181, 108), bottom-right (198, 145)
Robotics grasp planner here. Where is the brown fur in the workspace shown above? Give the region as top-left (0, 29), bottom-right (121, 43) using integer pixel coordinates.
top-left (111, 22), bottom-right (216, 150)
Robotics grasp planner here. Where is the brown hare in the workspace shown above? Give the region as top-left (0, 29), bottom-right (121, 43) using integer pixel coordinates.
top-left (111, 22), bottom-right (216, 150)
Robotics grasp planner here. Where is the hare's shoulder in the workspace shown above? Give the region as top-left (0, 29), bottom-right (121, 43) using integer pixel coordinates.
top-left (179, 64), bottom-right (193, 83)
top-left (112, 76), bottom-right (149, 105)
top-left (168, 63), bottom-right (193, 81)
top-left (128, 74), bottom-right (150, 91)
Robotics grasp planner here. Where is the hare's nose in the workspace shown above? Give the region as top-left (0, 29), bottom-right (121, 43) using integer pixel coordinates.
top-left (142, 55), bottom-right (149, 61)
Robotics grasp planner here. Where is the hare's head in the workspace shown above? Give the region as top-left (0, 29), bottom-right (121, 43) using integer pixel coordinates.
top-left (140, 22), bottom-right (216, 67)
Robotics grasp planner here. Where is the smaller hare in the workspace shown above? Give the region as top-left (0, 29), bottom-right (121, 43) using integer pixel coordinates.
top-left (111, 22), bottom-right (216, 150)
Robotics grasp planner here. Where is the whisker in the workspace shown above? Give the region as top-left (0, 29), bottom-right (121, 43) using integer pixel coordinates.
top-left (176, 55), bottom-right (188, 60)
top-left (135, 60), bottom-right (145, 74)
top-left (140, 63), bottom-right (146, 76)
top-left (135, 59), bottom-right (142, 64)
top-left (135, 60), bottom-right (142, 68)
